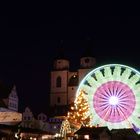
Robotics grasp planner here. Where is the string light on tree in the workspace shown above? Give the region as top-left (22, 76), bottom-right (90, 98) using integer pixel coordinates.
top-left (60, 90), bottom-right (91, 137)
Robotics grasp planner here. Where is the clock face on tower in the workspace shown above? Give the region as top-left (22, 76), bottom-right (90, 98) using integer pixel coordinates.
top-left (75, 64), bottom-right (140, 134)
top-left (81, 57), bottom-right (96, 68)
top-left (85, 58), bottom-right (90, 63)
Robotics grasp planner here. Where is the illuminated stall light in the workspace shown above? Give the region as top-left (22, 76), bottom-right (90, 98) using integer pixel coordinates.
top-left (84, 135), bottom-right (89, 139)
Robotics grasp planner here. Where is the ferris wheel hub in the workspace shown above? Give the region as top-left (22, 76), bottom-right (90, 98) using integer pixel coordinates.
top-left (109, 96), bottom-right (119, 105)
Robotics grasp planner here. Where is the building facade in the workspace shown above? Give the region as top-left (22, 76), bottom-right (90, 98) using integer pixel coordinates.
top-left (0, 84), bottom-right (19, 112)
top-left (50, 49), bottom-right (96, 107)
top-left (48, 44), bottom-right (96, 134)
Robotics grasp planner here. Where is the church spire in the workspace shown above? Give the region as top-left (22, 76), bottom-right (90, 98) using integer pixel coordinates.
top-left (80, 39), bottom-right (96, 69)
top-left (81, 38), bottom-right (95, 57)
top-left (55, 40), bottom-right (67, 60)
top-left (53, 40), bottom-right (69, 70)
top-left (12, 84), bottom-right (16, 91)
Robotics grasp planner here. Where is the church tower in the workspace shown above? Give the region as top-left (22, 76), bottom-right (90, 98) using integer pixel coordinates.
top-left (50, 40), bottom-right (96, 110)
top-left (78, 40), bottom-right (96, 82)
top-left (50, 43), bottom-right (69, 106)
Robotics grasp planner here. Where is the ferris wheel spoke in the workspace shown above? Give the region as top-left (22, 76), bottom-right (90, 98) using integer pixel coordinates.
top-left (118, 90), bottom-right (128, 98)
top-left (100, 92), bottom-right (109, 100)
top-left (95, 106), bottom-right (110, 121)
top-left (118, 107), bottom-right (128, 120)
top-left (116, 106), bottom-right (122, 116)
top-left (104, 87), bottom-right (113, 97)
top-left (115, 85), bottom-right (125, 97)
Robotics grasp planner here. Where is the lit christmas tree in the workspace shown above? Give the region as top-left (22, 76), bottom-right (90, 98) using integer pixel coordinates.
top-left (60, 90), bottom-right (91, 137)
top-left (67, 90), bottom-right (90, 127)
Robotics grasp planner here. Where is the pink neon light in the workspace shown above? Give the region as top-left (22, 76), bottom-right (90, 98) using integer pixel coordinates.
top-left (93, 81), bottom-right (136, 123)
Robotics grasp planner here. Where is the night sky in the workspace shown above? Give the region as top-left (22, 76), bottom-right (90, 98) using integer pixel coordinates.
top-left (1, 14), bottom-right (140, 114)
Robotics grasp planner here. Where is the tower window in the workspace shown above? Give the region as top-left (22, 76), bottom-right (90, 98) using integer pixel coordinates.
top-left (57, 97), bottom-right (61, 103)
top-left (58, 61), bottom-right (61, 64)
top-left (56, 76), bottom-right (61, 87)
top-left (68, 75), bottom-right (78, 86)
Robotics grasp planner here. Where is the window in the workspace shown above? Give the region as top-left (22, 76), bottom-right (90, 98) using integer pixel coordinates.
top-left (28, 116), bottom-right (30, 120)
top-left (57, 97), bottom-right (61, 103)
top-left (68, 75), bottom-right (78, 86)
top-left (58, 61), bottom-right (61, 64)
top-left (24, 116), bottom-right (26, 120)
top-left (56, 76), bottom-right (61, 87)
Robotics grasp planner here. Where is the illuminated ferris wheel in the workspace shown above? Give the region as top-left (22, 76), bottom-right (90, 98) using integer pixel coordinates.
top-left (75, 64), bottom-right (140, 134)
